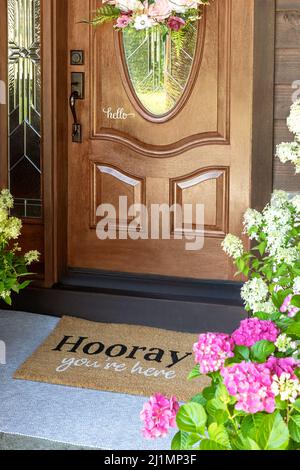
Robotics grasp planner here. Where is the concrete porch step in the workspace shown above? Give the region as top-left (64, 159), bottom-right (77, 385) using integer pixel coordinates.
top-left (0, 310), bottom-right (173, 451)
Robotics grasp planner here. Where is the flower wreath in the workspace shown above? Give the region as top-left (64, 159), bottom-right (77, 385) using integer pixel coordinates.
top-left (89, 0), bottom-right (211, 52)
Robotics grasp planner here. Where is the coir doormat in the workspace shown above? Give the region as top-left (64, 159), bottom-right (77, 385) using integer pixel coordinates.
top-left (14, 316), bottom-right (209, 401)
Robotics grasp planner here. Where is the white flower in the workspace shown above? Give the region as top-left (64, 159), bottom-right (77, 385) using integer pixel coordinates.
top-left (271, 190), bottom-right (290, 209)
top-left (243, 208), bottom-right (263, 240)
top-left (115, 0), bottom-right (142, 12)
top-left (2, 217), bottom-right (22, 240)
top-left (134, 14), bottom-right (154, 29)
top-left (274, 247), bottom-right (299, 266)
top-left (263, 205), bottom-right (292, 256)
top-left (287, 99), bottom-right (300, 138)
top-left (0, 207), bottom-right (8, 224)
top-left (292, 195), bottom-right (300, 213)
top-left (293, 277), bottom-right (300, 295)
top-left (24, 250), bottom-right (40, 265)
top-left (276, 142), bottom-right (300, 174)
top-left (275, 334), bottom-right (297, 353)
top-left (0, 189), bottom-right (14, 210)
top-left (221, 234), bottom-right (244, 260)
top-left (0, 290), bottom-right (11, 300)
top-left (271, 373), bottom-right (300, 403)
top-left (241, 278), bottom-right (269, 312)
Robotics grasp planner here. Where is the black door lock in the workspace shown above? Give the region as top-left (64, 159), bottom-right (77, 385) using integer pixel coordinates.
top-left (69, 90), bottom-right (82, 143)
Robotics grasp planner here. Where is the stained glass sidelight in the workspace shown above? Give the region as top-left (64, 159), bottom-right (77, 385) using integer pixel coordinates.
top-left (123, 25), bottom-right (198, 117)
top-left (8, 0), bottom-right (42, 218)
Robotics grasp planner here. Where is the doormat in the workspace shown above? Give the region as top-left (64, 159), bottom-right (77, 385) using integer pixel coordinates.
top-left (14, 316), bottom-right (209, 401)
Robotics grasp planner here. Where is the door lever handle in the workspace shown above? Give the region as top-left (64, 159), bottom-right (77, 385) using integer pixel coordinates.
top-left (69, 90), bottom-right (82, 143)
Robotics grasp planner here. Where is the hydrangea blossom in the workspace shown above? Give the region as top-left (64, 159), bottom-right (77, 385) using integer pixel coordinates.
top-left (241, 278), bottom-right (270, 312)
top-left (24, 250), bottom-right (40, 265)
top-left (275, 334), bottom-right (297, 353)
top-left (276, 100), bottom-right (300, 174)
top-left (140, 394), bottom-right (179, 439)
top-left (287, 99), bottom-right (300, 138)
top-left (292, 195), bottom-right (300, 213)
top-left (232, 318), bottom-right (279, 348)
top-left (221, 234), bottom-right (244, 260)
top-left (276, 142), bottom-right (300, 174)
top-left (274, 247), bottom-right (299, 266)
top-left (243, 208), bottom-right (263, 240)
top-left (193, 333), bottom-right (234, 374)
top-left (271, 373), bottom-right (300, 403)
top-left (221, 362), bottom-right (276, 414)
top-left (266, 357), bottom-right (298, 379)
top-left (293, 277), bottom-right (300, 295)
top-left (280, 294), bottom-right (300, 318)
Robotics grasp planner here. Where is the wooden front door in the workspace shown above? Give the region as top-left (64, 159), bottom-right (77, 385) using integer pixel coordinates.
top-left (66, 0), bottom-right (273, 280)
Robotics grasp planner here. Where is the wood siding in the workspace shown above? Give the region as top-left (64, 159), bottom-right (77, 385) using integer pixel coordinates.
top-left (274, 0), bottom-right (300, 193)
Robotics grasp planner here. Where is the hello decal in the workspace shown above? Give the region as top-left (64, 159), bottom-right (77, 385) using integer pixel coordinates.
top-left (52, 335), bottom-right (193, 380)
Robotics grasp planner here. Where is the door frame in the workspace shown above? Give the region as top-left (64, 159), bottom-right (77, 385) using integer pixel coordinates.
top-left (1, 0), bottom-right (275, 306)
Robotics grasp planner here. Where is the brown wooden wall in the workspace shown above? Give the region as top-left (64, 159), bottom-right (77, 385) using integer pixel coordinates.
top-left (274, 0), bottom-right (300, 194)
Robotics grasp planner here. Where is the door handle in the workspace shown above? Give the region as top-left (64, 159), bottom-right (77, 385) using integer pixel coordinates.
top-left (69, 90), bottom-right (82, 143)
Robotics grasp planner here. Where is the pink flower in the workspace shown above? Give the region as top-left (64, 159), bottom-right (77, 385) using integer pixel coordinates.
top-left (116, 15), bottom-right (132, 28)
top-left (221, 362), bottom-right (276, 414)
top-left (148, 0), bottom-right (171, 20)
top-left (140, 394), bottom-right (179, 439)
top-left (167, 15), bottom-right (186, 31)
top-left (266, 357), bottom-right (298, 379)
top-left (280, 295), bottom-right (299, 318)
top-left (232, 318), bottom-right (279, 348)
top-left (193, 333), bottom-right (234, 374)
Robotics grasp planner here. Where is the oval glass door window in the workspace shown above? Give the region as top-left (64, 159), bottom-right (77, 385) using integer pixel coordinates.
top-left (122, 25), bottom-right (198, 117)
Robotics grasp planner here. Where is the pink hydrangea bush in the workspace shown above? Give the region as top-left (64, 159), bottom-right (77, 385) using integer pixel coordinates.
top-left (140, 393), bottom-right (179, 439)
top-left (232, 318), bottom-right (279, 347)
top-left (193, 333), bottom-right (234, 374)
top-left (141, 312), bottom-right (300, 450)
top-left (221, 361), bottom-right (276, 414)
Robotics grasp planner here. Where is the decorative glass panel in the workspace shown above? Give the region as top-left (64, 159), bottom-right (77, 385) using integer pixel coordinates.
top-left (8, 0), bottom-right (42, 218)
top-left (123, 25), bottom-right (198, 117)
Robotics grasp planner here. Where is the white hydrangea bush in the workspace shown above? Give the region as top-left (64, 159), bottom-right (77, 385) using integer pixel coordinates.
top-left (222, 191), bottom-right (300, 315)
top-left (0, 189), bottom-right (40, 305)
top-left (276, 100), bottom-right (300, 174)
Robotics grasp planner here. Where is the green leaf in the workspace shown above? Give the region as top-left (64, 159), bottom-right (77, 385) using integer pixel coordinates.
top-left (275, 396), bottom-right (288, 410)
top-left (289, 415), bottom-right (300, 443)
top-left (176, 403), bottom-right (207, 434)
top-left (171, 29), bottom-right (186, 57)
top-left (234, 345), bottom-right (250, 361)
top-left (199, 439), bottom-right (229, 451)
top-left (253, 312), bottom-right (270, 320)
top-left (191, 393), bottom-right (207, 406)
top-left (188, 365), bottom-right (201, 380)
top-left (214, 409), bottom-right (230, 425)
top-left (202, 385), bottom-right (216, 401)
top-left (251, 340), bottom-right (275, 363)
top-left (171, 431), bottom-right (191, 450)
top-left (206, 398), bottom-right (227, 418)
top-left (231, 434), bottom-right (261, 450)
top-left (292, 398), bottom-right (300, 412)
top-left (286, 322), bottom-right (300, 338)
top-left (292, 295), bottom-right (300, 308)
top-left (208, 423), bottom-right (231, 449)
top-left (215, 383), bottom-right (230, 403)
top-left (241, 412), bottom-right (289, 450)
